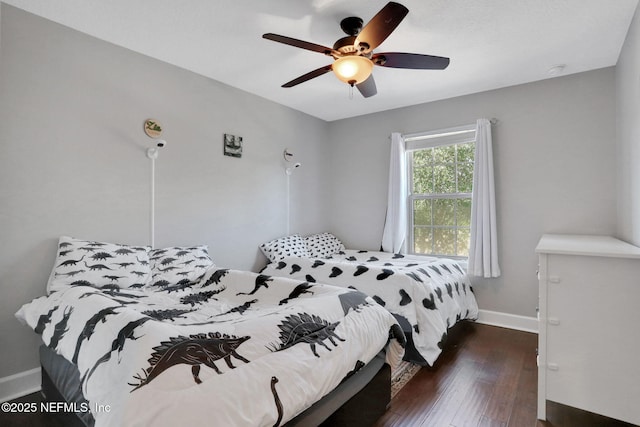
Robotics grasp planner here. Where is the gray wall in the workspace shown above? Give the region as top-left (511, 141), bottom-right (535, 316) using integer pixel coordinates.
top-left (327, 69), bottom-right (617, 318)
top-left (616, 4), bottom-right (640, 245)
top-left (0, 5), bottom-right (329, 377)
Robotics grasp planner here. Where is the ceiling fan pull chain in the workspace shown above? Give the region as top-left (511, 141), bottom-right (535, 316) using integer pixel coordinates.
top-left (349, 84), bottom-right (354, 100)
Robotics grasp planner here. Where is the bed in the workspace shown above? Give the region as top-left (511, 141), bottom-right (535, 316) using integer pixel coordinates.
top-left (259, 233), bottom-right (479, 366)
top-left (15, 237), bottom-right (405, 427)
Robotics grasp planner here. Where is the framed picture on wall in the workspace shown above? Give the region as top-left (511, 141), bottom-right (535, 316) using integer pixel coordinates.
top-left (224, 134), bottom-right (243, 158)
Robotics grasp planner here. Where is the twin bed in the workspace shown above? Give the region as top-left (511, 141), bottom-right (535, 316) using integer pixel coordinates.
top-left (260, 233), bottom-right (479, 366)
top-left (16, 233), bottom-right (478, 426)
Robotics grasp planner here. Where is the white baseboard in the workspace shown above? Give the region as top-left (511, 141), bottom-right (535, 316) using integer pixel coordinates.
top-left (476, 309), bottom-right (538, 334)
top-left (0, 367), bottom-right (41, 403)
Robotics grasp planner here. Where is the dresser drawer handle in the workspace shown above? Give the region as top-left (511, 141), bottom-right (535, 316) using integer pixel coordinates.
top-left (548, 317), bottom-right (560, 326)
top-left (547, 363), bottom-right (559, 371)
top-left (548, 276), bottom-right (561, 284)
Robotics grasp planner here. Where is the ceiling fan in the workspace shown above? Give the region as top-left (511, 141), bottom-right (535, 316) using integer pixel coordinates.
top-left (263, 2), bottom-right (450, 98)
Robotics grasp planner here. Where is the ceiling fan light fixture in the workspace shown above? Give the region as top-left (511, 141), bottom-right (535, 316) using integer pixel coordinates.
top-left (332, 56), bottom-right (373, 85)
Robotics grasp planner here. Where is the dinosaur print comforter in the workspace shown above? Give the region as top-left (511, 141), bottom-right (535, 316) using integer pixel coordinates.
top-left (16, 268), bottom-right (405, 427)
top-left (261, 250), bottom-right (479, 365)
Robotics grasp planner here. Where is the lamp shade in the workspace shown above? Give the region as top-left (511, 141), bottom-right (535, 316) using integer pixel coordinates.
top-left (332, 56), bottom-right (374, 85)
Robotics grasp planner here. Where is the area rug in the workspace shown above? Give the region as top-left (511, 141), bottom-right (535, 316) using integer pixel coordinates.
top-left (390, 361), bottom-right (422, 398)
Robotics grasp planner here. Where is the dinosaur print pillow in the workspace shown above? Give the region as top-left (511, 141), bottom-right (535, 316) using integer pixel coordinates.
top-left (304, 232), bottom-right (345, 258)
top-left (149, 245), bottom-right (213, 288)
top-left (46, 236), bottom-right (151, 294)
top-left (259, 234), bottom-right (310, 263)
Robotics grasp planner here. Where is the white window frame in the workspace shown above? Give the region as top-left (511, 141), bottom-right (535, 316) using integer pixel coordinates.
top-left (405, 124), bottom-right (476, 260)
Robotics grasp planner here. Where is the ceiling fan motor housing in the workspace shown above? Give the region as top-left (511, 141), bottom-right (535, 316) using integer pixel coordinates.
top-left (333, 36), bottom-right (359, 54)
top-left (337, 17), bottom-right (371, 54)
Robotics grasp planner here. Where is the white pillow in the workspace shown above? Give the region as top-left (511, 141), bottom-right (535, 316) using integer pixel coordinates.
top-left (47, 236), bottom-right (151, 294)
top-left (149, 245), bottom-right (213, 287)
top-left (304, 232), bottom-right (346, 258)
top-left (260, 234), bottom-right (310, 263)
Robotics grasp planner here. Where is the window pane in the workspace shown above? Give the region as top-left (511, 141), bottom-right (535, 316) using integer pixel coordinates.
top-left (433, 198), bottom-right (455, 225)
top-left (433, 228), bottom-right (456, 256)
top-left (457, 228), bottom-right (471, 257)
top-left (457, 163), bottom-right (474, 193)
top-left (413, 148), bottom-right (433, 165)
top-left (433, 164), bottom-right (456, 193)
top-left (413, 199), bottom-right (432, 226)
top-left (408, 139), bottom-right (475, 258)
top-left (433, 144), bottom-right (456, 163)
top-left (413, 165), bottom-right (433, 194)
top-left (413, 227), bottom-right (433, 254)
top-left (457, 198), bottom-right (472, 226)
top-left (457, 142), bottom-right (474, 163)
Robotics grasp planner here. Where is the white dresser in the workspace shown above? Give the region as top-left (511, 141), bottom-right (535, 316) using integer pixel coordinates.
top-left (536, 234), bottom-right (640, 425)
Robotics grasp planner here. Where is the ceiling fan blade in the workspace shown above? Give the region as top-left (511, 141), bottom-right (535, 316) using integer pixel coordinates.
top-left (282, 65), bottom-right (333, 88)
top-left (373, 52), bottom-right (450, 69)
top-left (355, 2), bottom-right (409, 54)
top-left (263, 33), bottom-right (336, 56)
top-left (356, 75), bottom-right (377, 98)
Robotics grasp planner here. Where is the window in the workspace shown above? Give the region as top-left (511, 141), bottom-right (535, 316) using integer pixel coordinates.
top-left (406, 125), bottom-right (476, 258)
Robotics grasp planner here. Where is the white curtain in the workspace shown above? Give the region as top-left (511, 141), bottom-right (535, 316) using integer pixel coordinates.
top-left (468, 118), bottom-right (501, 277)
top-left (381, 132), bottom-right (407, 253)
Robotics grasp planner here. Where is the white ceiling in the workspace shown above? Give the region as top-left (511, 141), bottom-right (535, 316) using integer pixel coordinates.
top-left (3, 0), bottom-right (638, 121)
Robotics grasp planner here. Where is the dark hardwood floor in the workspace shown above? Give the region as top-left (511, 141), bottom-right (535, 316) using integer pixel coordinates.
top-left (1, 323), bottom-right (635, 427)
top-left (376, 322), bottom-right (636, 427)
